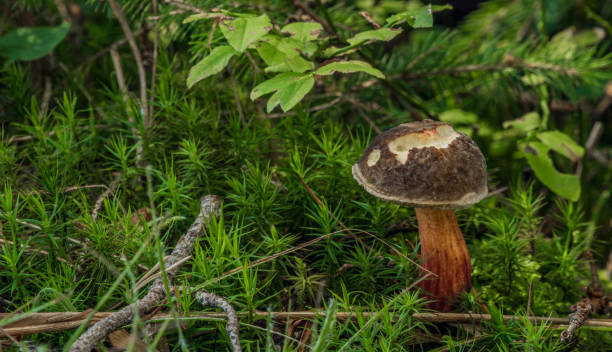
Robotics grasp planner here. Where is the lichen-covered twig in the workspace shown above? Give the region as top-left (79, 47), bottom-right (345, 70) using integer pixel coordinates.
top-left (196, 291), bottom-right (242, 352)
top-left (69, 195), bottom-right (220, 352)
top-left (560, 251), bottom-right (612, 346)
top-left (560, 302), bottom-right (591, 345)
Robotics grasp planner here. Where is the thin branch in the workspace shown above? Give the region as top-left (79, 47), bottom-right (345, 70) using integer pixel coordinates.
top-left (0, 239), bottom-right (69, 264)
top-left (109, 45), bottom-right (128, 102)
top-left (91, 173), bottom-right (121, 222)
top-left (266, 96), bottom-right (342, 118)
top-left (69, 195), bottom-right (220, 352)
top-left (77, 29), bottom-right (145, 71)
top-left (294, 0), bottom-right (337, 38)
top-left (230, 72), bottom-right (246, 124)
top-left (58, 62), bottom-right (109, 120)
top-left (150, 0), bottom-right (160, 119)
top-left (4, 310), bottom-right (612, 337)
top-left (106, 0), bottom-right (148, 126)
top-left (359, 11), bottom-right (380, 29)
top-left (163, 0), bottom-right (206, 14)
top-left (402, 58), bottom-right (579, 79)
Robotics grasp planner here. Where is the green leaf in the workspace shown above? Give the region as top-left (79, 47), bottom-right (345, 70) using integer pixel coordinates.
top-left (281, 22), bottom-right (323, 42)
top-left (522, 142), bottom-right (580, 201)
top-left (346, 28), bottom-right (402, 45)
top-left (315, 60), bottom-right (385, 79)
top-left (279, 74), bottom-right (314, 112)
top-left (0, 22), bottom-right (70, 61)
top-left (439, 109), bottom-right (478, 124)
top-left (537, 131), bottom-right (584, 162)
top-left (251, 72), bottom-right (314, 112)
top-left (256, 35), bottom-right (314, 73)
top-left (266, 90), bottom-right (282, 112)
top-left (386, 5), bottom-right (451, 28)
top-left (186, 46), bottom-right (238, 88)
top-left (502, 112), bottom-right (541, 134)
top-left (220, 14), bottom-right (271, 52)
top-left (250, 72), bottom-right (302, 100)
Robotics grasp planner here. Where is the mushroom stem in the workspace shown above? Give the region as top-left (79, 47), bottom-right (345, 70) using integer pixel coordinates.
top-left (415, 208), bottom-right (471, 312)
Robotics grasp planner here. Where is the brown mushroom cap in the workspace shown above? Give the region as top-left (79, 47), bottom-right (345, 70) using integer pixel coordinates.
top-left (352, 120), bottom-right (487, 209)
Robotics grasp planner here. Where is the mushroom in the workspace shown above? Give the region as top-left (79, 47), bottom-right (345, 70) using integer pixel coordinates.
top-left (352, 119), bottom-right (487, 312)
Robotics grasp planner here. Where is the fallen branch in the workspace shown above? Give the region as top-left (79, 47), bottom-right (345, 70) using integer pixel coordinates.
top-left (68, 195), bottom-right (220, 352)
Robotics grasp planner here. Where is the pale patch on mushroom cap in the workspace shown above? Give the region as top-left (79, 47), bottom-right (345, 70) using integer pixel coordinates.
top-left (366, 149), bottom-right (381, 167)
top-left (352, 120), bottom-right (487, 209)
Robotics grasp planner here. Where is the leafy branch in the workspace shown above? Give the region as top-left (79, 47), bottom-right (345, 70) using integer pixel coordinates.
top-left (183, 4), bottom-right (451, 112)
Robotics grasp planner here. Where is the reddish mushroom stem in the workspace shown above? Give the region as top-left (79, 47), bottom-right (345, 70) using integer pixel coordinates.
top-left (415, 208), bottom-right (471, 312)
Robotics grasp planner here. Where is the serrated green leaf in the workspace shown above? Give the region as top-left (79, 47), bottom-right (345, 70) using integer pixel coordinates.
top-left (347, 28), bottom-right (402, 45)
top-left (0, 22), bottom-right (70, 61)
top-left (502, 112), bottom-right (541, 134)
top-left (279, 74), bottom-right (314, 112)
top-left (315, 60), bottom-right (385, 78)
top-left (281, 22), bottom-right (323, 42)
top-left (186, 45), bottom-right (238, 88)
top-left (523, 142), bottom-right (580, 201)
top-left (220, 14), bottom-right (271, 52)
top-left (250, 72), bottom-right (302, 100)
top-left (537, 131), bottom-right (584, 162)
top-left (439, 109), bottom-right (478, 124)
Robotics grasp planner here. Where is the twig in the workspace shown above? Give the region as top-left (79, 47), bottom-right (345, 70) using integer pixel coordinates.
top-left (77, 29), bottom-right (145, 71)
top-left (91, 173), bottom-right (121, 221)
top-left (404, 45), bottom-right (442, 72)
top-left (196, 291), bottom-right (242, 352)
top-left (526, 280), bottom-right (533, 317)
top-left (560, 251), bottom-right (612, 346)
top-left (150, 0), bottom-right (160, 119)
top-left (266, 96), bottom-right (342, 118)
top-left (295, 174), bottom-right (435, 276)
top-left (109, 45), bottom-right (128, 102)
top-left (4, 310), bottom-right (612, 337)
top-left (343, 96), bottom-right (382, 134)
top-left (69, 195), bottom-right (220, 352)
top-left (106, 0), bottom-right (148, 127)
top-left (58, 62), bottom-right (109, 120)
top-left (560, 302), bottom-right (591, 345)
top-left (593, 81), bottom-right (612, 119)
top-left (0, 238), bottom-right (69, 264)
top-left (0, 326), bottom-right (20, 348)
top-left (294, 0), bottom-right (337, 38)
top-left (53, 0), bottom-right (72, 24)
top-left (206, 19), bottom-right (218, 50)
top-left (585, 121), bottom-right (604, 153)
top-left (163, 0), bottom-right (207, 14)
top-left (230, 72), bottom-right (246, 124)
top-left (40, 76), bottom-right (53, 119)
top-left (359, 11), bottom-right (380, 29)
top-left (244, 50), bottom-right (261, 73)
top-left (402, 58), bottom-right (579, 79)
top-left (211, 229), bottom-right (347, 283)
